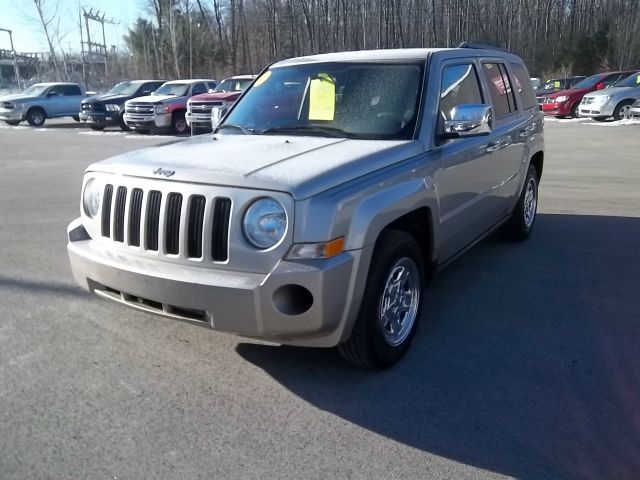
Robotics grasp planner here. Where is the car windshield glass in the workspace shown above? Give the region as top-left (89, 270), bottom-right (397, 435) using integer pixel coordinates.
top-left (611, 72), bottom-right (640, 88)
top-left (219, 62), bottom-right (424, 140)
top-left (107, 81), bottom-right (140, 96)
top-left (543, 80), bottom-right (563, 90)
top-left (572, 74), bottom-right (604, 89)
top-left (21, 84), bottom-right (49, 96)
top-left (214, 79), bottom-right (253, 92)
top-left (154, 83), bottom-right (189, 96)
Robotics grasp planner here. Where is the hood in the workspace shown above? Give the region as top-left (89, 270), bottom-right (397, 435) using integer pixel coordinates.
top-left (87, 134), bottom-right (421, 200)
top-left (190, 91), bottom-right (241, 102)
top-left (0, 93), bottom-right (35, 103)
top-left (83, 92), bottom-right (132, 104)
top-left (537, 88), bottom-right (560, 96)
top-left (127, 94), bottom-right (184, 104)
top-left (584, 86), bottom-right (640, 98)
top-left (547, 87), bottom-right (589, 99)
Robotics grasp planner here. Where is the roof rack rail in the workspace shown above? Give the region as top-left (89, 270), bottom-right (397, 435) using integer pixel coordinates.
top-left (457, 42), bottom-right (511, 53)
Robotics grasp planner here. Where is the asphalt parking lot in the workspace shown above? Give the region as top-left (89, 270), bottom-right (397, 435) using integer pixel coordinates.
top-left (1, 119), bottom-right (639, 479)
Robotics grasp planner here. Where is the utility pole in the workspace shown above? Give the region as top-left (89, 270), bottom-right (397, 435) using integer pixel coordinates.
top-left (80, 8), bottom-right (117, 89)
top-left (0, 27), bottom-right (22, 90)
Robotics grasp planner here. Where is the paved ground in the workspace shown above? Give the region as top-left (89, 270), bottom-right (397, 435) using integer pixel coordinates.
top-left (1, 118), bottom-right (639, 479)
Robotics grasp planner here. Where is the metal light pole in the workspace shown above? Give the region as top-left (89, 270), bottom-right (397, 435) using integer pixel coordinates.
top-left (0, 27), bottom-right (22, 90)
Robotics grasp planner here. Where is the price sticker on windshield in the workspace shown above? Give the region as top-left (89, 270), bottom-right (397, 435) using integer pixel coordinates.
top-left (554, 81), bottom-right (561, 88)
top-left (309, 74), bottom-right (335, 121)
top-left (636, 75), bottom-right (640, 84)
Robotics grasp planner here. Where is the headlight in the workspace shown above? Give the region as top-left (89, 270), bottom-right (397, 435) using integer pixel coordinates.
top-left (242, 198), bottom-right (287, 249)
top-left (155, 104), bottom-right (169, 114)
top-left (595, 95), bottom-right (610, 103)
top-left (105, 103), bottom-right (120, 112)
top-left (82, 178), bottom-right (101, 218)
top-left (555, 96), bottom-right (568, 103)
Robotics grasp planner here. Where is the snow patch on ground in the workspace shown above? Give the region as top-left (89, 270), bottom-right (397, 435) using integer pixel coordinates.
top-left (583, 118), bottom-right (640, 127)
top-left (78, 131), bottom-right (152, 139)
top-left (543, 117), bottom-right (588, 123)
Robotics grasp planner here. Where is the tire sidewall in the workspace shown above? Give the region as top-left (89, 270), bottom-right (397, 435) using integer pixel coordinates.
top-left (518, 165), bottom-right (538, 235)
top-left (27, 108), bottom-right (45, 127)
top-left (172, 112), bottom-right (187, 135)
top-left (614, 101), bottom-right (633, 121)
top-left (365, 234), bottom-right (425, 367)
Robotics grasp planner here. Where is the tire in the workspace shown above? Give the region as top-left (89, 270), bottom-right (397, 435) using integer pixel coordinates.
top-left (592, 116), bottom-right (608, 122)
top-left (4, 120), bottom-right (20, 126)
top-left (613, 100), bottom-right (634, 121)
top-left (90, 125), bottom-right (105, 131)
top-left (502, 164), bottom-right (538, 241)
top-left (570, 103), bottom-right (580, 118)
top-left (171, 111), bottom-right (188, 135)
top-left (338, 230), bottom-right (425, 369)
top-left (72, 115), bottom-right (80, 122)
top-left (26, 107), bottom-right (46, 127)
top-left (119, 115), bottom-right (130, 132)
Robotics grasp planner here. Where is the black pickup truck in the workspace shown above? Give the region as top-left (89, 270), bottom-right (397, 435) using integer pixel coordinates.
top-left (79, 80), bottom-right (165, 131)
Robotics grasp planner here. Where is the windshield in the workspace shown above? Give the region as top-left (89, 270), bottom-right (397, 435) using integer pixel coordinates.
top-left (21, 84), bottom-right (49, 97)
top-left (107, 81), bottom-right (141, 96)
top-left (219, 62), bottom-right (424, 140)
top-left (572, 74), bottom-right (605, 90)
top-left (214, 78), bottom-right (253, 92)
top-left (543, 79), bottom-right (564, 90)
top-left (611, 72), bottom-right (640, 88)
top-left (154, 83), bottom-right (189, 96)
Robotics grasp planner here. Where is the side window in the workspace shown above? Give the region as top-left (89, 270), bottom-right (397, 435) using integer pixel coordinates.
top-left (191, 83), bottom-right (207, 95)
top-left (602, 74), bottom-right (622, 87)
top-left (510, 63), bottom-right (537, 110)
top-left (47, 86), bottom-right (62, 97)
top-left (481, 63), bottom-right (517, 118)
top-left (207, 81), bottom-right (217, 90)
top-left (63, 85), bottom-right (82, 96)
top-left (439, 63), bottom-right (483, 120)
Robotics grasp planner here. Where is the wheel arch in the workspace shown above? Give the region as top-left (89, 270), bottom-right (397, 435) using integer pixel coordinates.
top-left (529, 150), bottom-right (544, 181)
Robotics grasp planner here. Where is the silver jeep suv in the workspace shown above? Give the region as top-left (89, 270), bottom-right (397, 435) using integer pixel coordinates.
top-left (67, 45), bottom-right (543, 368)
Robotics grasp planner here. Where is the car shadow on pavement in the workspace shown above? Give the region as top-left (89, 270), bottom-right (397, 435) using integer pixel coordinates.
top-left (236, 213), bottom-right (640, 480)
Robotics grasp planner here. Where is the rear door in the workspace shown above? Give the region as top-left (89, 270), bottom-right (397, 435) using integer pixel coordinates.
top-left (61, 85), bottom-right (83, 115)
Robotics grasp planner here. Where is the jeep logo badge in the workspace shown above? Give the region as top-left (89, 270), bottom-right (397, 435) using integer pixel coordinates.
top-left (153, 168), bottom-right (175, 177)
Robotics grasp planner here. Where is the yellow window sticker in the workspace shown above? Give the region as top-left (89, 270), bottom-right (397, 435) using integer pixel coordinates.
top-left (636, 75), bottom-right (640, 84)
top-left (554, 81), bottom-right (561, 88)
top-left (253, 71), bottom-right (271, 87)
top-left (309, 74), bottom-right (335, 121)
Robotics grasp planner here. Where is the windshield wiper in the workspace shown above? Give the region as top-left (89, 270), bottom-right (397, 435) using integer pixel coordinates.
top-left (260, 125), bottom-right (354, 138)
top-left (216, 123), bottom-right (254, 135)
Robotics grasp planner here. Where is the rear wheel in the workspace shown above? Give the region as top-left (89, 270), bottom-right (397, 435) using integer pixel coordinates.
top-left (26, 107), bottom-right (46, 127)
top-left (613, 100), bottom-right (634, 121)
top-left (338, 230), bottom-right (425, 369)
top-left (502, 164), bottom-right (538, 241)
top-left (171, 111), bottom-right (188, 135)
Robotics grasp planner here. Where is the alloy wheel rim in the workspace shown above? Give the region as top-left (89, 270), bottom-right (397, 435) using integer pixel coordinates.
top-left (33, 111), bottom-right (43, 125)
top-left (620, 105), bottom-right (631, 120)
top-left (523, 178), bottom-right (537, 228)
top-left (176, 118), bottom-right (187, 133)
top-left (378, 257), bottom-right (420, 347)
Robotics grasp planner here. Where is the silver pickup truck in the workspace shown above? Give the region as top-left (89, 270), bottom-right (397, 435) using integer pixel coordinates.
top-left (0, 82), bottom-right (85, 127)
top-left (67, 45), bottom-right (544, 368)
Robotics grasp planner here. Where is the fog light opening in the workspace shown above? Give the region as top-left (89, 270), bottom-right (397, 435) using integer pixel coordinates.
top-left (272, 284), bottom-right (314, 316)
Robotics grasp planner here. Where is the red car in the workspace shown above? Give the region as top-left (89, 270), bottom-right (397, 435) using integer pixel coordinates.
top-left (185, 75), bottom-right (255, 132)
top-left (541, 71), bottom-right (637, 118)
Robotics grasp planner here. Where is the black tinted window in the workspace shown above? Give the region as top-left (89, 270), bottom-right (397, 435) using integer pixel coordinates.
top-left (192, 83), bottom-right (207, 95)
top-left (63, 85), bottom-right (82, 96)
top-left (510, 63), bottom-right (538, 110)
top-left (482, 63), bottom-right (516, 117)
top-left (439, 63), bottom-right (483, 120)
top-left (602, 74), bottom-right (624, 87)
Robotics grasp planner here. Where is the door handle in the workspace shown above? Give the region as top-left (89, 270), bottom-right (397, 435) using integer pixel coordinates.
top-left (518, 124), bottom-right (537, 138)
top-left (486, 138), bottom-right (511, 152)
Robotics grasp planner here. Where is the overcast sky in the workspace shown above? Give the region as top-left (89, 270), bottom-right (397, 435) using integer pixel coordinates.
top-left (0, 0), bottom-right (144, 53)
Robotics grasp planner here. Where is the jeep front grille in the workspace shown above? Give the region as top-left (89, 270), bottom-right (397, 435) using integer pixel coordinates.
top-left (101, 184), bottom-right (231, 261)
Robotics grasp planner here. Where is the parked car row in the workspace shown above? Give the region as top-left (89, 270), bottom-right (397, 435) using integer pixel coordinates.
top-left (0, 76), bottom-right (256, 134)
top-left (537, 70), bottom-right (640, 120)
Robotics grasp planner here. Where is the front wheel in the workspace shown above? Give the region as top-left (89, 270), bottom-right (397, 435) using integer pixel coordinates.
top-left (613, 100), bottom-right (634, 121)
top-left (338, 230), bottom-right (425, 369)
top-left (119, 115), bottom-right (130, 132)
top-left (72, 115), bottom-right (80, 122)
top-left (171, 111), bottom-right (188, 135)
top-left (90, 125), bottom-right (105, 131)
top-left (26, 107), bottom-right (46, 127)
top-left (570, 103), bottom-right (580, 118)
top-left (502, 164), bottom-right (538, 241)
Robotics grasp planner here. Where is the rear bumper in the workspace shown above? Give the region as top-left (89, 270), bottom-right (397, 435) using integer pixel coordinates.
top-left (67, 218), bottom-right (371, 347)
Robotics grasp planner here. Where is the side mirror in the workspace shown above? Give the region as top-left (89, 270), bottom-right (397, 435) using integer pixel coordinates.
top-left (596, 82), bottom-right (605, 90)
top-left (442, 104), bottom-right (493, 139)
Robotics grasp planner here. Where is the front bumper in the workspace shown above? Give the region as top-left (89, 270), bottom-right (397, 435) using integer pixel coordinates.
top-left (578, 101), bottom-right (614, 118)
top-left (0, 109), bottom-right (25, 121)
top-left (79, 112), bottom-right (120, 126)
top-left (123, 112), bottom-right (171, 130)
top-left (185, 112), bottom-right (212, 129)
top-left (542, 102), bottom-right (571, 116)
top-left (67, 219), bottom-right (370, 347)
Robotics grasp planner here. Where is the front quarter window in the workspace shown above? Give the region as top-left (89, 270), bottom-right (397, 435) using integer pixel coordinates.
top-left (219, 62), bottom-right (424, 140)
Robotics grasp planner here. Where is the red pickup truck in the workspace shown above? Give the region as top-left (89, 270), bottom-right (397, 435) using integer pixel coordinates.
top-left (541, 71), bottom-right (636, 118)
top-left (186, 75), bottom-right (255, 132)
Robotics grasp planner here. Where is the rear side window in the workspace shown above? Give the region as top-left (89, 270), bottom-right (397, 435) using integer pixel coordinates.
top-left (63, 85), bottom-right (82, 96)
top-left (191, 83), bottom-right (207, 95)
top-left (602, 73), bottom-right (624, 87)
top-left (439, 63), bottom-right (483, 120)
top-left (481, 63), bottom-right (517, 118)
top-left (510, 63), bottom-right (538, 110)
